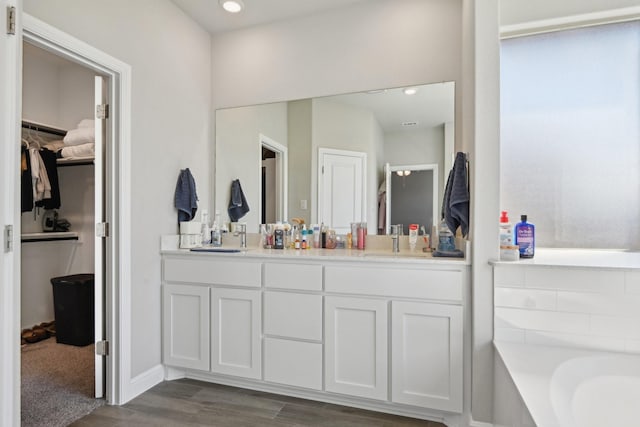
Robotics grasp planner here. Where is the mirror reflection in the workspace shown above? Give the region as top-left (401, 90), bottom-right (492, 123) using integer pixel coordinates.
top-left (215, 81), bottom-right (455, 234)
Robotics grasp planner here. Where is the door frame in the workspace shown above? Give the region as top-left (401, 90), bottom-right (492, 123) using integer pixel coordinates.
top-left (1, 2), bottom-right (23, 425)
top-left (21, 14), bottom-right (132, 407)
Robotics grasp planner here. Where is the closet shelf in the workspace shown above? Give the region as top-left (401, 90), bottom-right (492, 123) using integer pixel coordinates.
top-left (21, 232), bottom-right (79, 243)
top-left (57, 157), bottom-right (94, 167)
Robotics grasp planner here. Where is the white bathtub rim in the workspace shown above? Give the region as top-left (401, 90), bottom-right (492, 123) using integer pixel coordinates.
top-left (494, 341), bottom-right (640, 427)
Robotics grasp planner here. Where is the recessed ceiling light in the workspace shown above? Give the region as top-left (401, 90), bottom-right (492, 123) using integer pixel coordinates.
top-left (219, 0), bottom-right (244, 13)
top-left (403, 87), bottom-right (418, 95)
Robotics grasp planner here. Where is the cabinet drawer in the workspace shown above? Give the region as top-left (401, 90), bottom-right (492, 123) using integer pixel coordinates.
top-left (325, 265), bottom-right (462, 302)
top-left (164, 257), bottom-right (261, 287)
top-left (264, 338), bottom-right (322, 390)
top-left (264, 292), bottom-right (322, 341)
top-left (264, 262), bottom-right (323, 291)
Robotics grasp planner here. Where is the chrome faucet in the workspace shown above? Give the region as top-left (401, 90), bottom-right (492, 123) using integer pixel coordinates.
top-left (236, 223), bottom-right (247, 248)
top-left (390, 224), bottom-right (401, 253)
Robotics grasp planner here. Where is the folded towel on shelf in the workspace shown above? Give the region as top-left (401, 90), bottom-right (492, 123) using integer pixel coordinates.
top-left (77, 119), bottom-right (95, 128)
top-left (60, 143), bottom-right (95, 159)
top-left (442, 152), bottom-right (469, 237)
top-left (228, 179), bottom-right (249, 222)
top-left (174, 168), bottom-right (198, 223)
top-left (63, 127), bottom-right (94, 146)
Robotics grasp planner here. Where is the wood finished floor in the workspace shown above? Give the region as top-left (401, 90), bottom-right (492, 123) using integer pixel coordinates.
top-left (71, 379), bottom-right (447, 427)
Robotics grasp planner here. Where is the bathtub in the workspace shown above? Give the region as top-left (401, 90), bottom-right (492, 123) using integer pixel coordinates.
top-left (495, 342), bottom-right (640, 427)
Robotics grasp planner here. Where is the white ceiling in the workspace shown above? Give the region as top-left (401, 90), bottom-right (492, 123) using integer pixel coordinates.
top-left (326, 82), bottom-right (455, 133)
top-left (171, 0), bottom-right (373, 34)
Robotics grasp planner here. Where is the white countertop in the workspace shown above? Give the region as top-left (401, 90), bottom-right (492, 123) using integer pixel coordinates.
top-left (491, 248), bottom-right (640, 270)
top-left (161, 246), bottom-right (470, 266)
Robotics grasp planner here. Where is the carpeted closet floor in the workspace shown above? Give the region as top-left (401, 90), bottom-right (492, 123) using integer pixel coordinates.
top-left (21, 337), bottom-right (104, 427)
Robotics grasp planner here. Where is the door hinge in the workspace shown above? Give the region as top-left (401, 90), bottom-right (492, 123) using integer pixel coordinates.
top-left (96, 340), bottom-right (109, 356)
top-left (96, 222), bottom-right (109, 238)
top-left (96, 103), bottom-right (109, 120)
top-left (6, 6), bottom-right (16, 35)
top-left (4, 225), bottom-right (13, 253)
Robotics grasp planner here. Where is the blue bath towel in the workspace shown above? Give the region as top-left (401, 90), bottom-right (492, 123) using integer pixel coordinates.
top-left (442, 152), bottom-right (469, 237)
top-left (228, 179), bottom-right (250, 222)
top-left (174, 168), bottom-right (198, 222)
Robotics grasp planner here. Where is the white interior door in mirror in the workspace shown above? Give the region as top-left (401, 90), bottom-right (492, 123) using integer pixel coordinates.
top-left (318, 148), bottom-right (366, 234)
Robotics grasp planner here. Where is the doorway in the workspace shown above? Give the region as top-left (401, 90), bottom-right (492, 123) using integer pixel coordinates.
top-left (260, 134), bottom-right (288, 224)
top-left (318, 148), bottom-right (367, 234)
top-left (19, 39), bottom-right (107, 421)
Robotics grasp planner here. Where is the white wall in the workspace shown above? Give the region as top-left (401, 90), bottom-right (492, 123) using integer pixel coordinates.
top-left (23, 0), bottom-right (212, 380)
top-left (215, 102), bottom-right (288, 231)
top-left (311, 98), bottom-right (382, 229)
top-left (287, 99), bottom-right (313, 223)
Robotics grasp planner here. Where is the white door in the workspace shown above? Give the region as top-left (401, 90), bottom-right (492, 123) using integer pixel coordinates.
top-left (325, 296), bottom-right (388, 400)
top-left (211, 288), bottom-right (261, 379)
top-left (391, 301), bottom-right (463, 412)
top-left (318, 148), bottom-right (366, 234)
top-left (94, 76), bottom-right (107, 398)
top-left (162, 284), bottom-right (210, 371)
top-left (1, 2), bottom-right (22, 425)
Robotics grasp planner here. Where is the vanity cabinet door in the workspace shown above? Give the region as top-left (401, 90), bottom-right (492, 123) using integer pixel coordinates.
top-left (325, 296), bottom-right (388, 400)
top-left (162, 284), bottom-right (210, 371)
top-left (391, 301), bottom-right (463, 412)
top-left (211, 288), bottom-right (261, 379)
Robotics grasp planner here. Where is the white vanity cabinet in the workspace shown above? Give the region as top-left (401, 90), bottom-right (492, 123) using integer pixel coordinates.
top-left (162, 256), bottom-right (262, 379)
top-left (263, 263), bottom-right (323, 390)
top-left (162, 252), bottom-right (468, 423)
top-left (324, 264), bottom-right (464, 411)
top-left (325, 296), bottom-right (388, 400)
top-left (210, 287), bottom-right (262, 379)
top-left (391, 301), bottom-right (463, 412)
top-left (162, 283), bottom-right (210, 371)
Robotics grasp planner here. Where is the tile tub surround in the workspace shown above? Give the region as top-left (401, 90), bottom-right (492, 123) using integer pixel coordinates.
top-left (492, 249), bottom-right (640, 353)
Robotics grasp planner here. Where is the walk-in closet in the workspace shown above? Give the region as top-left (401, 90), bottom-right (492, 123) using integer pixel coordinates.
top-left (20, 41), bottom-right (103, 426)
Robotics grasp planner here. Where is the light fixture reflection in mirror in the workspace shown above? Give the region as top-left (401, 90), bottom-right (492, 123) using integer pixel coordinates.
top-left (396, 170), bottom-right (412, 177)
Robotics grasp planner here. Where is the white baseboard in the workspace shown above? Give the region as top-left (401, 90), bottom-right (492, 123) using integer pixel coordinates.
top-left (122, 364), bottom-right (164, 403)
top-left (468, 417), bottom-right (495, 427)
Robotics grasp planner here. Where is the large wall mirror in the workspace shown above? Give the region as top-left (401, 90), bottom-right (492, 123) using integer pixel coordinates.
top-left (215, 81), bottom-right (455, 234)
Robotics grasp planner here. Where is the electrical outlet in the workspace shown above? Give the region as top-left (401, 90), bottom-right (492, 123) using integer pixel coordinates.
top-left (300, 199), bottom-right (308, 210)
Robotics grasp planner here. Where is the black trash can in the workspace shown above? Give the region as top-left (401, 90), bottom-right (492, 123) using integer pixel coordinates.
top-left (50, 273), bottom-right (95, 346)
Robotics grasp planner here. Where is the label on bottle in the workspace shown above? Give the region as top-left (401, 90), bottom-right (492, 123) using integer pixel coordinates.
top-left (516, 226), bottom-right (534, 257)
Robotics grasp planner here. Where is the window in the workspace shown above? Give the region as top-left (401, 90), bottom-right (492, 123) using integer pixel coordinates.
top-left (500, 21), bottom-right (640, 249)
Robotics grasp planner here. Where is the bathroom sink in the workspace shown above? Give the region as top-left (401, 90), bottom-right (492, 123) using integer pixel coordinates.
top-left (190, 247), bottom-right (244, 253)
top-left (361, 252), bottom-right (429, 259)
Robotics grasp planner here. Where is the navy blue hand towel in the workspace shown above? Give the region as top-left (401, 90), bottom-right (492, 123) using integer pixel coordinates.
top-left (174, 168), bottom-right (198, 222)
top-left (228, 179), bottom-right (249, 222)
top-left (442, 152), bottom-right (469, 237)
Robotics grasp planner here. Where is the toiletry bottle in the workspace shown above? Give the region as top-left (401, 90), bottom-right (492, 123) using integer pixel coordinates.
top-left (301, 228), bottom-right (308, 249)
top-left (201, 210), bottom-right (211, 245)
top-left (274, 228), bottom-right (284, 249)
top-left (409, 224), bottom-right (418, 251)
top-left (211, 214), bottom-right (222, 247)
top-left (438, 219), bottom-right (455, 251)
top-left (306, 228), bottom-right (312, 250)
top-left (499, 211), bottom-right (513, 247)
top-left (294, 227), bottom-right (301, 249)
top-left (312, 224), bottom-right (320, 248)
top-left (514, 214), bottom-right (535, 258)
